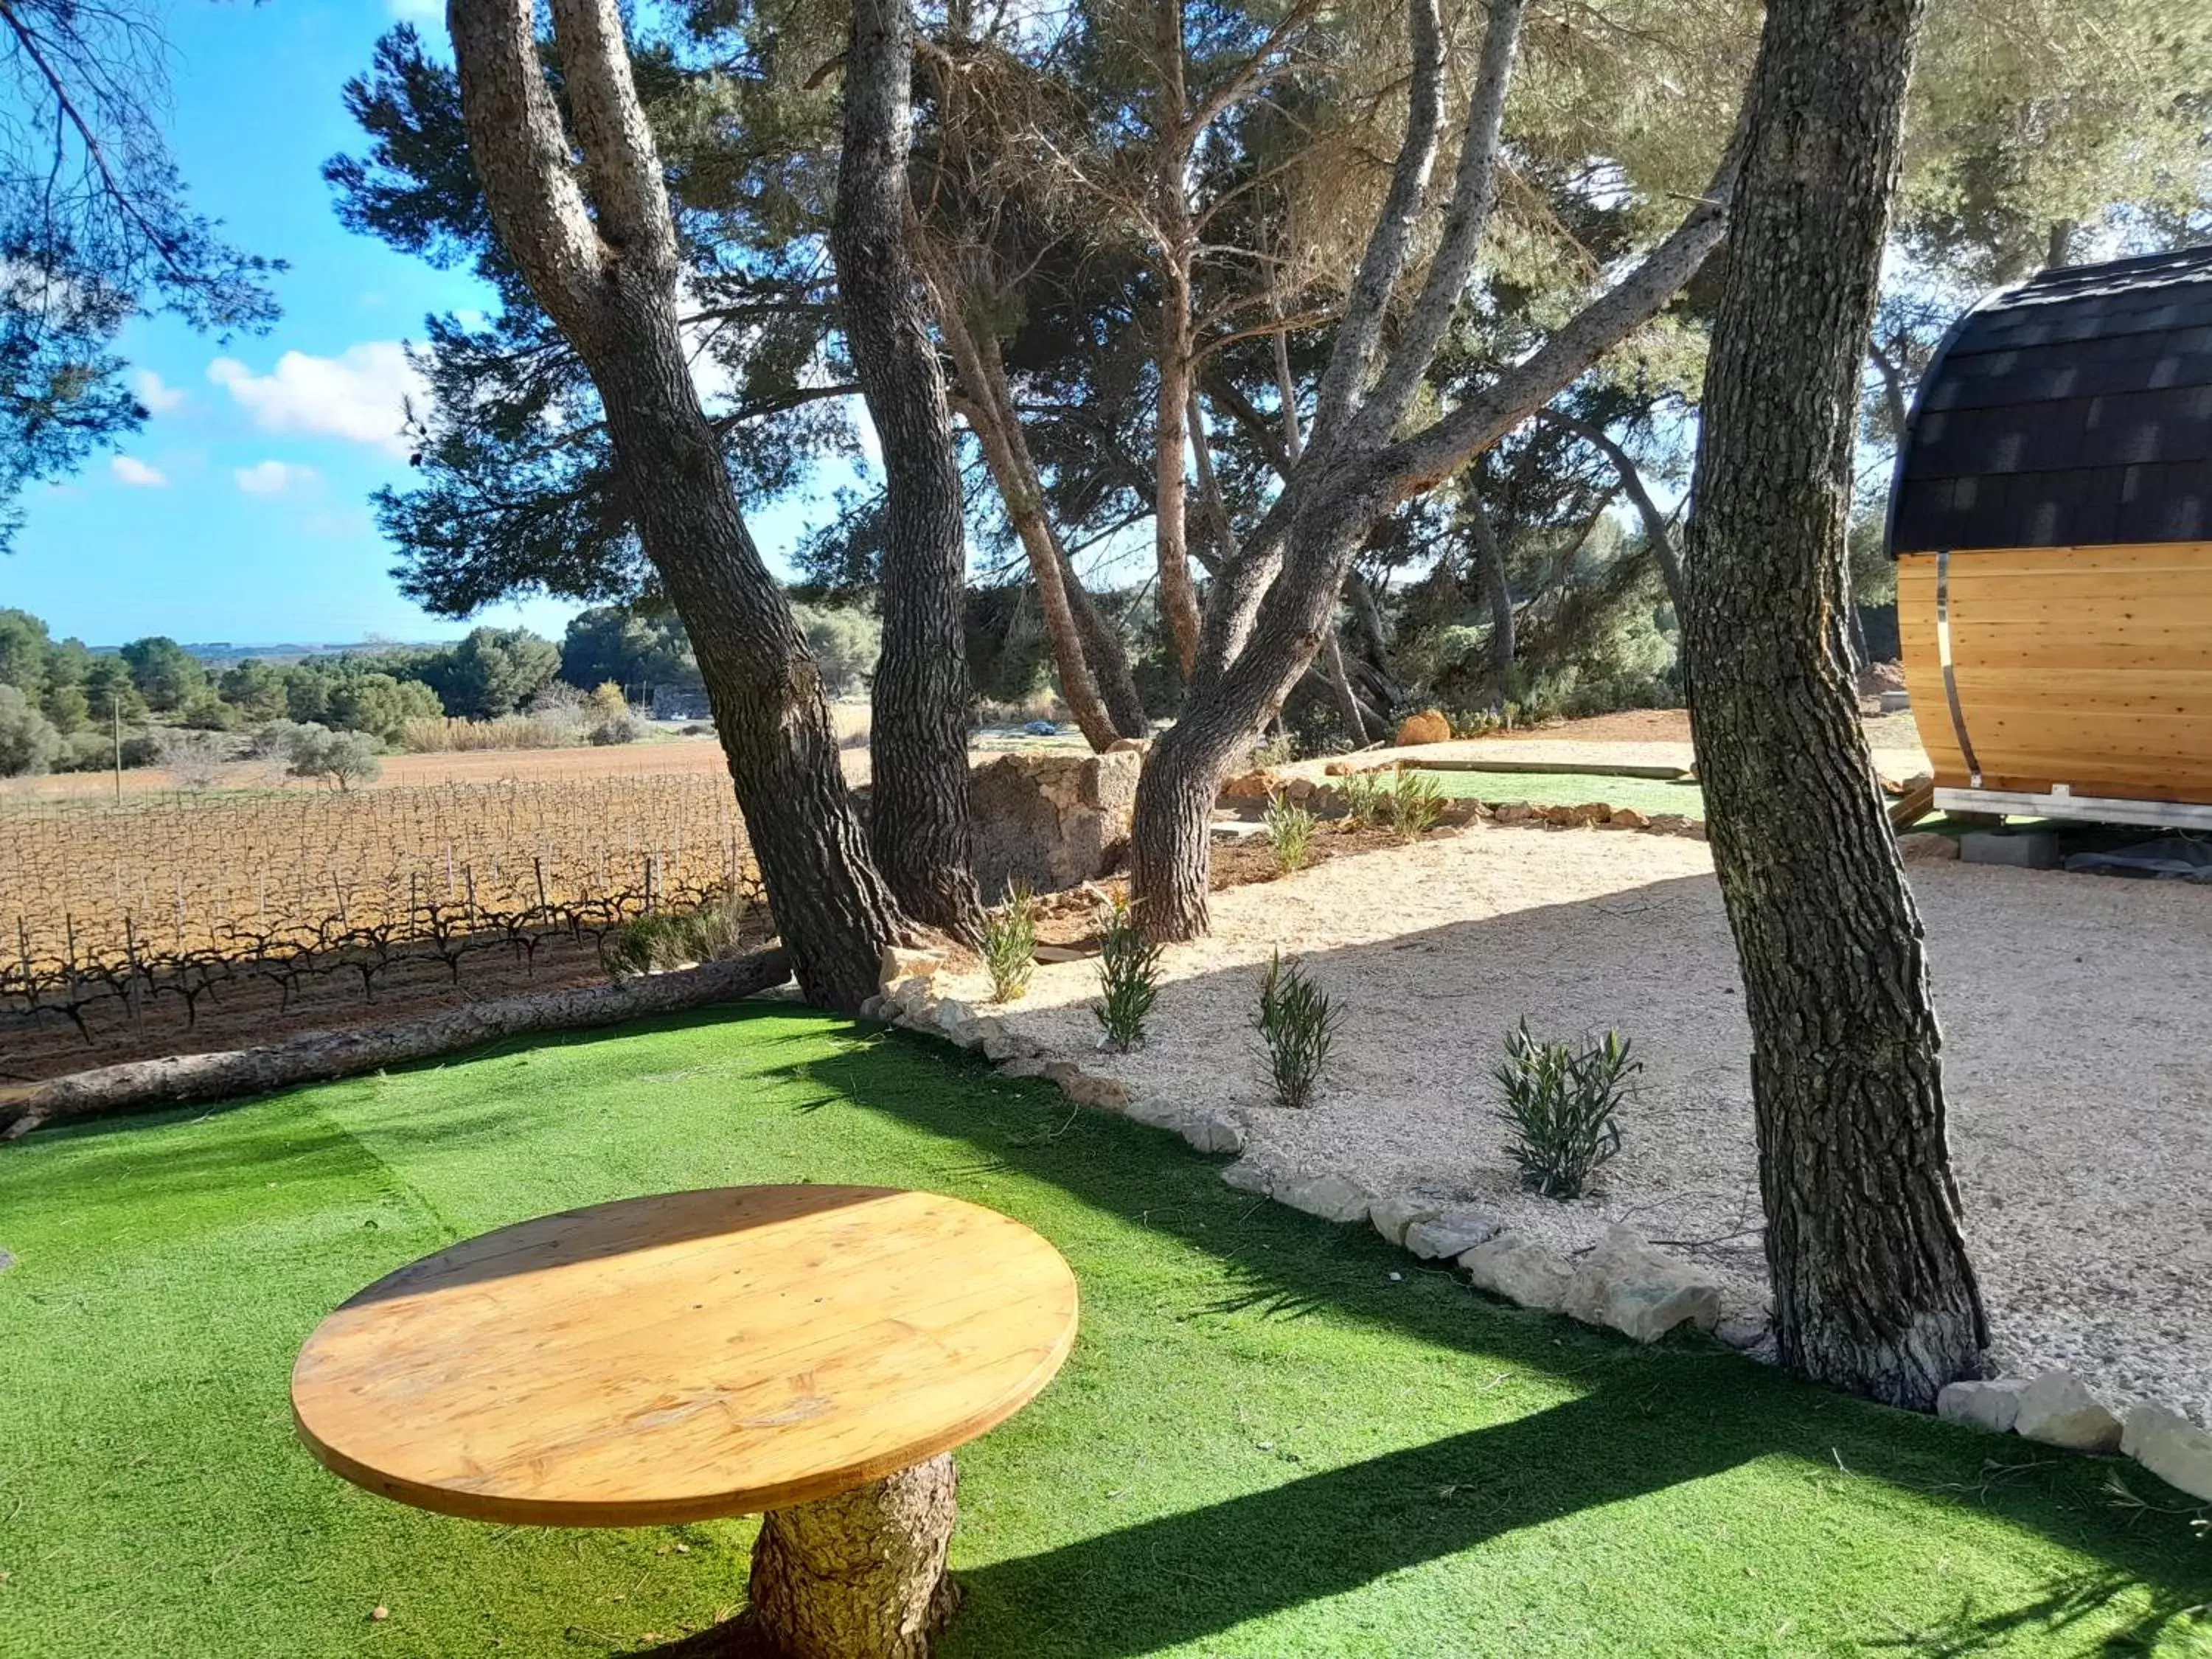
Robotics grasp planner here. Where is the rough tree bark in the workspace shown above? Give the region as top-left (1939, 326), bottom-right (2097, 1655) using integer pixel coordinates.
top-left (832, 0), bottom-right (984, 940)
top-left (1131, 0), bottom-right (1742, 939)
top-left (447, 0), bottom-right (903, 1010)
top-left (740, 1456), bottom-right (960, 1658)
top-left (1677, 0), bottom-right (1986, 1409)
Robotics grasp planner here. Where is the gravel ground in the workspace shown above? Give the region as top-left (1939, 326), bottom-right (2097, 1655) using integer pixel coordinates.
top-left (938, 825), bottom-right (2212, 1422)
top-left (1276, 726), bottom-right (1931, 785)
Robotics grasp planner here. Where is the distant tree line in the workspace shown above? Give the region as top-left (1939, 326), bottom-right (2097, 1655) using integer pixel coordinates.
top-left (0, 601), bottom-right (891, 778)
top-left (560, 602), bottom-right (883, 703)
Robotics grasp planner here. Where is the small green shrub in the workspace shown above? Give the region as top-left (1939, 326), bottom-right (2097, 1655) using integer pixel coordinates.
top-left (1337, 769), bottom-right (1386, 827)
top-left (587, 682), bottom-right (646, 744)
top-left (1384, 768), bottom-right (1444, 838)
top-left (1264, 791), bottom-right (1317, 872)
top-left (602, 888), bottom-right (752, 978)
top-left (1253, 950), bottom-right (1344, 1109)
top-left (1093, 894), bottom-right (1162, 1052)
top-left (283, 724), bottom-right (382, 791)
top-left (1494, 1020), bottom-right (1638, 1199)
top-left (0, 684), bottom-right (62, 777)
top-left (980, 883), bottom-right (1038, 1003)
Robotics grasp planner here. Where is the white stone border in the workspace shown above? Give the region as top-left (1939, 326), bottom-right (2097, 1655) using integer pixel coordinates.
top-left (863, 942), bottom-right (2211, 1507)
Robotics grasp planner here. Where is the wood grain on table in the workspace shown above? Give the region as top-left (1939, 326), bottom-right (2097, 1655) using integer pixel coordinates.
top-left (292, 1186), bottom-right (1080, 1526)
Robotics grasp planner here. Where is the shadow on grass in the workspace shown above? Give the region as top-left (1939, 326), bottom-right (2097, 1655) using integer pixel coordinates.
top-left (1860, 1568), bottom-right (2210, 1657)
top-left (950, 1388), bottom-right (1745, 1657)
top-left (18, 998), bottom-right (2211, 1656)
top-left (771, 1016), bottom-right (2211, 1654)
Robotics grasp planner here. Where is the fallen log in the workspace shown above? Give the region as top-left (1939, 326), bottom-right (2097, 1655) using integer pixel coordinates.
top-left (1887, 778), bottom-right (1937, 831)
top-left (0, 948), bottom-right (792, 1140)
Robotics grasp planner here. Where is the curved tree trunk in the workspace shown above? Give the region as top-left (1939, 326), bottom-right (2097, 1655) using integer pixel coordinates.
top-left (1678, 0), bottom-right (1985, 1409)
top-left (596, 333), bottom-right (904, 1013)
top-left (1152, 247), bottom-right (1202, 679)
top-left (740, 1455), bottom-right (960, 1658)
top-left (449, 0), bottom-right (904, 1012)
top-left (1132, 483), bottom-right (1380, 938)
top-left (832, 0), bottom-right (984, 941)
top-left (1062, 571), bottom-right (1150, 737)
top-left (1126, 0), bottom-right (1736, 940)
top-left (1545, 411), bottom-right (1686, 617)
top-left (929, 286), bottom-right (1140, 750)
top-left (1343, 567), bottom-right (1398, 695)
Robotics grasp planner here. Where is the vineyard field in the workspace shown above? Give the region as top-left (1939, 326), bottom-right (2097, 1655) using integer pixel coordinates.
top-left (1, 776), bottom-right (762, 1083)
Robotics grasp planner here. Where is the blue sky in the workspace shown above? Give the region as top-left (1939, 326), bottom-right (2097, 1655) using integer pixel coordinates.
top-left (1, 1), bottom-right (834, 651)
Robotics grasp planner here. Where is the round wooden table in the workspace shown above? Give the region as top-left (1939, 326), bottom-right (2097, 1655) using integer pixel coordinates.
top-left (292, 1186), bottom-right (1079, 1658)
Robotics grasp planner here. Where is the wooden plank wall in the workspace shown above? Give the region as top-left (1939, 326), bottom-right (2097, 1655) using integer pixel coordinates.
top-left (1896, 543), bottom-right (2212, 803)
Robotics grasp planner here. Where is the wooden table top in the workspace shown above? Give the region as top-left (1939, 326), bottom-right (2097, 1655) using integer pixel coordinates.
top-left (291, 1186), bottom-right (1080, 1526)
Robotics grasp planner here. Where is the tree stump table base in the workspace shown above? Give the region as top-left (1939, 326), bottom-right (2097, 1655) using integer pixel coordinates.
top-left (737, 1455), bottom-right (961, 1659)
top-left (292, 1188), bottom-right (1076, 1659)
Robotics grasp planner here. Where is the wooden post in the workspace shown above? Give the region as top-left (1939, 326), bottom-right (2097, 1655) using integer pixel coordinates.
top-left (740, 1456), bottom-right (961, 1659)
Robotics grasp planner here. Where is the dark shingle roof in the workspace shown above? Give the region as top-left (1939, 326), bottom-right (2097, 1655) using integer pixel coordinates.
top-left (1888, 245), bottom-right (2212, 553)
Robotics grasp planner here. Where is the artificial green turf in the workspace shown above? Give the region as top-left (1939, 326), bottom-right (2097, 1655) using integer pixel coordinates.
top-left (1, 1007), bottom-right (2206, 1658)
top-left (1411, 767), bottom-right (1708, 819)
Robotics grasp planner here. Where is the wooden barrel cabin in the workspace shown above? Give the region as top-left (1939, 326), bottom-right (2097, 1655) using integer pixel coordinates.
top-left (1888, 244), bottom-right (2212, 829)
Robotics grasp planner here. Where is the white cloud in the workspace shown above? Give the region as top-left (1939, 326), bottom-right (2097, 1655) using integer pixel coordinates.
top-left (132, 369), bottom-right (187, 414)
top-left (111, 456), bottom-right (168, 487)
top-left (387, 0), bottom-right (442, 18)
top-left (207, 343), bottom-right (424, 458)
top-left (234, 459), bottom-right (320, 497)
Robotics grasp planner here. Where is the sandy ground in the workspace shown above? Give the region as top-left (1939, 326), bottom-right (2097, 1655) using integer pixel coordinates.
top-left (939, 826), bottom-right (2212, 1422)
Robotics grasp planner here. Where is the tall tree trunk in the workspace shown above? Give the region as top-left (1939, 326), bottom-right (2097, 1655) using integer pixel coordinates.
top-left (1464, 494), bottom-right (1515, 687)
top-left (932, 297), bottom-right (1117, 749)
top-left (1343, 566), bottom-right (1397, 692)
top-left (1132, 483), bottom-right (1382, 937)
top-left (929, 282), bottom-right (1145, 748)
top-left (1145, 0), bottom-right (1200, 675)
top-left (1678, 0), bottom-right (1985, 1410)
top-left (448, 0), bottom-right (903, 1012)
top-left (1320, 630), bottom-right (1368, 742)
top-left (1152, 153), bottom-right (1202, 675)
top-left (1127, 0), bottom-right (1736, 939)
top-left (832, 0), bottom-right (984, 941)
top-left (1064, 574), bottom-right (1150, 736)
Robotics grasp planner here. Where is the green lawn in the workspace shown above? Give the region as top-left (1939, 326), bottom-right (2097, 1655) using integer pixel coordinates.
top-left (1, 1007), bottom-right (2205, 1657)
top-left (1412, 767), bottom-right (1708, 819)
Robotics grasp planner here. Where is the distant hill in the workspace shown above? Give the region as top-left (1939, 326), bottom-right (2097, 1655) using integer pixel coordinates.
top-left (81, 641), bottom-right (459, 667)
